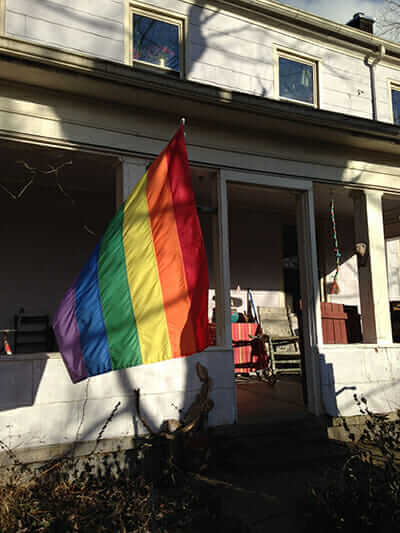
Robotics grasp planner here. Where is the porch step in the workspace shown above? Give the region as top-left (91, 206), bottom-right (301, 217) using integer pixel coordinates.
top-left (212, 415), bottom-right (350, 473)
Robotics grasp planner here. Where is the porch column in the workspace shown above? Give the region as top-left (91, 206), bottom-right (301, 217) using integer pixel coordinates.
top-left (297, 188), bottom-right (323, 416)
top-left (115, 157), bottom-right (150, 206)
top-left (352, 190), bottom-right (392, 344)
top-left (214, 172), bottom-right (232, 347)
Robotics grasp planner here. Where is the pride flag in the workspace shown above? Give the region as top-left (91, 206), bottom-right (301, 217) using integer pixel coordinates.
top-left (53, 125), bottom-right (209, 383)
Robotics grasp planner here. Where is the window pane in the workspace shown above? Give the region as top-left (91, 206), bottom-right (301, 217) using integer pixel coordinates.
top-left (392, 89), bottom-right (400, 125)
top-left (279, 57), bottom-right (314, 104)
top-left (133, 14), bottom-right (179, 72)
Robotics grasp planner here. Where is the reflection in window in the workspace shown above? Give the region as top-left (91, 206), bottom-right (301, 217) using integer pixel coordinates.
top-left (279, 56), bottom-right (315, 105)
top-left (392, 88), bottom-right (400, 125)
top-left (133, 14), bottom-right (180, 73)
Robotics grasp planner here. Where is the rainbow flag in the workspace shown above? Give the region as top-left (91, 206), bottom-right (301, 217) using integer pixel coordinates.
top-left (53, 125), bottom-right (209, 383)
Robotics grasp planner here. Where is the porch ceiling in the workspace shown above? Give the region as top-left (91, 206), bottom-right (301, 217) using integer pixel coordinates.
top-left (0, 140), bottom-right (116, 192)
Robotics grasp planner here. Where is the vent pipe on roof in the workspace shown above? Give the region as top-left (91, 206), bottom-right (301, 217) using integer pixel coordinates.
top-left (347, 12), bottom-right (376, 34)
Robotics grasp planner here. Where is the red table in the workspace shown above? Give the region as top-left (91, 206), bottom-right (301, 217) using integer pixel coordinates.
top-left (208, 323), bottom-right (268, 373)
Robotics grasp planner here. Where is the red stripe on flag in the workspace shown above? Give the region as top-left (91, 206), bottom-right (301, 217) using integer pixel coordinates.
top-left (166, 125), bottom-right (209, 352)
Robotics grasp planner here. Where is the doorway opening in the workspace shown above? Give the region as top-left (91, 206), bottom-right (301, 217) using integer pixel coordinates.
top-left (227, 182), bottom-right (307, 423)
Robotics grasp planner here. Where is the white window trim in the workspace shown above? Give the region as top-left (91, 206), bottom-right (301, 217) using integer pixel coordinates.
top-left (389, 81), bottom-right (400, 125)
top-left (125, 2), bottom-right (186, 78)
top-left (0, 0), bottom-right (5, 35)
top-left (274, 48), bottom-right (319, 108)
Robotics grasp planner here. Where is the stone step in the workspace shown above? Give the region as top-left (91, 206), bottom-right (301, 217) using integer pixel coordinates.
top-left (212, 415), bottom-right (350, 472)
top-left (215, 440), bottom-right (349, 474)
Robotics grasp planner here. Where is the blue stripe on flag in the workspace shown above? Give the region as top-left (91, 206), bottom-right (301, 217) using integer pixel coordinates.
top-left (75, 243), bottom-right (112, 377)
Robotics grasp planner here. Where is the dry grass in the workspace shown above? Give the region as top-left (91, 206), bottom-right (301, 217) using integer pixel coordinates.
top-left (0, 461), bottom-right (220, 533)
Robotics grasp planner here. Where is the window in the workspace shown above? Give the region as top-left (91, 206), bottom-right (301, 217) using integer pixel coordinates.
top-left (278, 52), bottom-right (317, 106)
top-left (131, 8), bottom-right (183, 76)
top-left (391, 86), bottom-right (400, 125)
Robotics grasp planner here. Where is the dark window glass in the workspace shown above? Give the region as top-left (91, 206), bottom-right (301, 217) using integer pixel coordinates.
top-left (133, 14), bottom-right (180, 72)
top-left (392, 89), bottom-right (400, 125)
top-left (279, 57), bottom-right (314, 104)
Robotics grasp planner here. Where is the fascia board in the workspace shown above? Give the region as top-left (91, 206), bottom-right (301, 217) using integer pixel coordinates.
top-left (0, 36), bottom-right (400, 150)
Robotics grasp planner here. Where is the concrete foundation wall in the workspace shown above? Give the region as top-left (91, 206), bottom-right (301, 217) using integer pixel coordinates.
top-left (320, 345), bottom-right (400, 416)
top-left (0, 348), bottom-right (235, 452)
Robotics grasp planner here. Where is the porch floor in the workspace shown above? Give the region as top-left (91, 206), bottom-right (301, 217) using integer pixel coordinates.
top-left (236, 375), bottom-right (307, 424)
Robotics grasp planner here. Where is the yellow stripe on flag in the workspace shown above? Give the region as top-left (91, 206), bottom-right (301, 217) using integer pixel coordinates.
top-left (122, 173), bottom-right (172, 364)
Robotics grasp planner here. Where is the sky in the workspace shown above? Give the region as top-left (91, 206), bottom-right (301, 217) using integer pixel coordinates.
top-left (277, 0), bottom-right (384, 25)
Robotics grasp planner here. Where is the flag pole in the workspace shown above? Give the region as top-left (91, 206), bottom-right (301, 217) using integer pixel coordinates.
top-left (180, 117), bottom-right (187, 136)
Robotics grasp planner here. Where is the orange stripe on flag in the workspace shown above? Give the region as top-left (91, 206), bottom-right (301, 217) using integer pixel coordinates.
top-left (146, 154), bottom-right (197, 356)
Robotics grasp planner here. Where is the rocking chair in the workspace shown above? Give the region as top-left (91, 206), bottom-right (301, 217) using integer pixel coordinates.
top-left (257, 306), bottom-right (302, 376)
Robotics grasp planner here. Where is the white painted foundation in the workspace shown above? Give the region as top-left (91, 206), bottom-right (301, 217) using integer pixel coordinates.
top-left (0, 348), bottom-right (235, 452)
top-left (320, 344), bottom-right (400, 416)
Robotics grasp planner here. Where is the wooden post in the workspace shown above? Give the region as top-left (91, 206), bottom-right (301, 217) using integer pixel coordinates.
top-left (215, 171), bottom-right (232, 348)
top-left (352, 190), bottom-right (392, 344)
top-left (297, 188), bottom-right (323, 415)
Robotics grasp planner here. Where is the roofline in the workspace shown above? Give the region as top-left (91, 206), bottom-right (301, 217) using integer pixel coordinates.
top-left (0, 35), bottom-right (400, 152)
top-left (218, 0), bottom-right (400, 61)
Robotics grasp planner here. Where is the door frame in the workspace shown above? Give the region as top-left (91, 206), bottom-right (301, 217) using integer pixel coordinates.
top-left (219, 170), bottom-right (323, 415)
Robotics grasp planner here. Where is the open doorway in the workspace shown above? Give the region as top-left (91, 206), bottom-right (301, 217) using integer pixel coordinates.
top-left (227, 182), bottom-right (307, 423)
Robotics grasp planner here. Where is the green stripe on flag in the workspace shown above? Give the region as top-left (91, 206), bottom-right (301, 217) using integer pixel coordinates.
top-left (97, 204), bottom-right (142, 369)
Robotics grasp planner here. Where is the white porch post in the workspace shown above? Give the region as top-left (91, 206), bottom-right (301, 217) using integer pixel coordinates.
top-left (352, 190), bottom-right (392, 344)
top-left (297, 188), bottom-right (323, 415)
top-left (115, 157), bottom-right (150, 206)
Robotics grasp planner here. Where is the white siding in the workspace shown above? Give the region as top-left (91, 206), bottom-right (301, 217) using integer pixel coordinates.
top-left (386, 239), bottom-right (400, 301)
top-left (6, 0), bottom-right (124, 61)
top-left (5, 0), bottom-right (400, 122)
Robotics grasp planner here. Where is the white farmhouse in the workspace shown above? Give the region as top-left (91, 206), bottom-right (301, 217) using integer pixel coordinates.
top-left (1, 1), bottom-right (400, 461)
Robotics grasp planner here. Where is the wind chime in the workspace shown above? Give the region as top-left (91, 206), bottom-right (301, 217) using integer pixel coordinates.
top-left (329, 197), bottom-right (341, 294)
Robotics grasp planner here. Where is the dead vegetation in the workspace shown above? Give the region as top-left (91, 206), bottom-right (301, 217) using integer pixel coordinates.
top-left (0, 363), bottom-right (250, 532)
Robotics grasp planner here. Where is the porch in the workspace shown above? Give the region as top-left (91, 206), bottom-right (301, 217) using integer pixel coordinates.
top-left (1, 136), bottom-right (400, 437)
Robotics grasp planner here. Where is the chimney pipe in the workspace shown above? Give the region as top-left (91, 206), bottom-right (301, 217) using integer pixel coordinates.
top-left (347, 12), bottom-right (375, 34)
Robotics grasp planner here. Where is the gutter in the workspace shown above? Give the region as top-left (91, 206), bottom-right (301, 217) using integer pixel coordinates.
top-left (366, 44), bottom-right (386, 121)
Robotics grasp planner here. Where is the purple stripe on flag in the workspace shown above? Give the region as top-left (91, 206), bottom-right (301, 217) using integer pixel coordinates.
top-left (52, 285), bottom-right (88, 383)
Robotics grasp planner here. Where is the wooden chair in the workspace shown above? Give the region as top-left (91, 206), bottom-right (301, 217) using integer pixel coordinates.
top-left (257, 306), bottom-right (302, 376)
top-left (14, 313), bottom-right (53, 353)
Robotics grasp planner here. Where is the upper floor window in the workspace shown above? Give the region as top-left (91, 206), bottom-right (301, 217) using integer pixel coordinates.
top-left (278, 52), bottom-right (317, 106)
top-left (131, 8), bottom-right (183, 76)
top-left (391, 87), bottom-right (400, 125)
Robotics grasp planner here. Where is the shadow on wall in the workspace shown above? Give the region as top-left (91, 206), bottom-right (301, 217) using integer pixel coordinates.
top-left (319, 351), bottom-right (400, 418)
top-left (187, 1), bottom-right (272, 95)
top-left (0, 350), bottom-right (224, 460)
top-left (319, 353), bottom-right (356, 417)
top-left (0, 354), bottom-right (49, 412)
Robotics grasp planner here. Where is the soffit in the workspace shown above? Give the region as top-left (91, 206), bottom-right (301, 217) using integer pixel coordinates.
top-left (1, 37), bottom-right (400, 158)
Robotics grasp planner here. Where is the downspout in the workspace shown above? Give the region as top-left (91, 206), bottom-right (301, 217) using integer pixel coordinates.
top-left (366, 44), bottom-right (386, 121)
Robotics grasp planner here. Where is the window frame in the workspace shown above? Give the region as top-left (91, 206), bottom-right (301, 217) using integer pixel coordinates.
top-left (275, 49), bottom-right (319, 108)
top-left (390, 83), bottom-right (400, 125)
top-left (127, 3), bottom-right (186, 78)
top-left (0, 0), bottom-right (5, 36)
